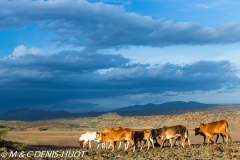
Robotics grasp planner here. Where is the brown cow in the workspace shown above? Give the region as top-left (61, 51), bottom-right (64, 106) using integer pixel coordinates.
top-left (151, 128), bottom-right (181, 147)
top-left (101, 127), bottom-right (126, 149)
top-left (133, 130), bottom-right (154, 151)
top-left (160, 125), bottom-right (191, 148)
top-left (194, 127), bottom-right (225, 145)
top-left (96, 127), bottom-right (135, 152)
top-left (195, 127), bottom-right (232, 145)
top-left (151, 128), bottom-right (162, 147)
top-left (199, 120), bottom-right (231, 146)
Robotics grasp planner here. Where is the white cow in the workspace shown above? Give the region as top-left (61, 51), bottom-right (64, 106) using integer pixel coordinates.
top-left (78, 131), bottom-right (105, 149)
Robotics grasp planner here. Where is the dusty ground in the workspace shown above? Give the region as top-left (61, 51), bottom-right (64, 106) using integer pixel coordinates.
top-left (1, 111), bottom-right (240, 159)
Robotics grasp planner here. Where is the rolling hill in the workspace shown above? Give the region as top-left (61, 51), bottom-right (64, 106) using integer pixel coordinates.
top-left (1, 101), bottom-right (237, 121)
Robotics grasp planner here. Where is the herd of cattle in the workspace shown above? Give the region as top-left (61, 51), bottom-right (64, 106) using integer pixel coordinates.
top-left (78, 119), bottom-right (232, 152)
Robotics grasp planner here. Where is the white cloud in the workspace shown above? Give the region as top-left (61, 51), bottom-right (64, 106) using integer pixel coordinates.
top-left (9, 45), bottom-right (44, 58)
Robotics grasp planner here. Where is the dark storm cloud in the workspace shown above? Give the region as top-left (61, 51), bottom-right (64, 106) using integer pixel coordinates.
top-left (0, 49), bottom-right (130, 113)
top-left (1, 50), bottom-right (130, 73)
top-left (1, 0), bottom-right (240, 50)
top-left (106, 61), bottom-right (240, 93)
top-left (0, 47), bottom-right (239, 113)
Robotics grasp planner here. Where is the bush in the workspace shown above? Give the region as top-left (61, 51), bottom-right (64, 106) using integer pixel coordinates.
top-left (0, 129), bottom-right (8, 147)
top-left (12, 143), bottom-right (29, 151)
top-left (0, 129), bottom-right (8, 139)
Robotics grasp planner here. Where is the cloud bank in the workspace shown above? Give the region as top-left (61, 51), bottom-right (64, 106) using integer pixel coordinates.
top-left (1, 45), bottom-right (240, 113)
top-left (1, 0), bottom-right (240, 51)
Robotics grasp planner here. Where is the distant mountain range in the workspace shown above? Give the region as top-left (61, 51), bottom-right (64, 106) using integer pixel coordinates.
top-left (0, 101), bottom-right (234, 121)
top-left (112, 101), bottom-right (214, 111)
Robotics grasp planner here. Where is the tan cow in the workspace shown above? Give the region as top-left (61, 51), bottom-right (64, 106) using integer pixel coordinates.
top-left (199, 119), bottom-right (231, 146)
top-left (160, 125), bottom-right (191, 148)
top-left (101, 127), bottom-right (126, 149)
top-left (96, 127), bottom-right (135, 152)
top-left (194, 127), bottom-right (226, 145)
top-left (133, 130), bottom-right (154, 151)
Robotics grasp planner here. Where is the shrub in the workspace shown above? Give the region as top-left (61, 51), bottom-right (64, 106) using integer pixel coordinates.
top-left (12, 143), bottom-right (29, 151)
top-left (0, 129), bottom-right (8, 139)
top-left (0, 129), bottom-right (9, 147)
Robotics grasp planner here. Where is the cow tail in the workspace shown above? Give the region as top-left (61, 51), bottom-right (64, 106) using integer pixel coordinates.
top-left (225, 122), bottom-right (232, 143)
top-left (185, 128), bottom-right (188, 139)
top-left (225, 122), bottom-right (229, 133)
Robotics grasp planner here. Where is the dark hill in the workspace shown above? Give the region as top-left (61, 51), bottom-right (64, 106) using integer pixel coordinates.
top-left (0, 101), bottom-right (220, 121)
top-left (0, 108), bottom-right (103, 121)
top-left (112, 101), bottom-right (215, 111)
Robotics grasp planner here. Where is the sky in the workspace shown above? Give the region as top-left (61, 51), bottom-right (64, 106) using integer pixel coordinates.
top-left (1, 0), bottom-right (240, 113)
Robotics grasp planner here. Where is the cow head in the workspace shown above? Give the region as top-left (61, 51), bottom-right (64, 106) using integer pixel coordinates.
top-left (151, 128), bottom-right (163, 138)
top-left (96, 132), bottom-right (101, 140)
top-left (96, 132), bottom-right (107, 141)
top-left (194, 128), bottom-right (200, 136)
top-left (78, 140), bottom-right (85, 148)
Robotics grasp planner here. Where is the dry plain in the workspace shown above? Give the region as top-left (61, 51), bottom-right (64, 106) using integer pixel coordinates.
top-left (1, 111), bottom-right (240, 159)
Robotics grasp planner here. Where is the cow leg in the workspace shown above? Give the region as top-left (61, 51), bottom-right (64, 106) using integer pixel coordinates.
top-left (160, 137), bottom-right (166, 148)
top-left (207, 136), bottom-right (211, 146)
top-left (97, 142), bottom-right (104, 149)
top-left (150, 136), bottom-right (154, 148)
top-left (133, 142), bottom-right (136, 152)
top-left (166, 139), bottom-right (171, 147)
top-left (110, 141), bottom-right (115, 152)
top-left (83, 141), bottom-right (86, 148)
top-left (147, 139), bottom-right (151, 150)
top-left (187, 137), bottom-right (191, 147)
top-left (129, 139), bottom-right (135, 152)
top-left (102, 142), bottom-right (105, 149)
top-left (203, 135), bottom-right (206, 145)
top-left (108, 142), bottom-right (112, 149)
top-left (89, 141), bottom-right (91, 149)
top-left (221, 131), bottom-right (229, 145)
top-left (153, 137), bottom-right (160, 147)
top-left (125, 141), bottom-right (130, 150)
top-left (140, 140), bottom-right (144, 150)
top-left (174, 137), bottom-right (180, 146)
top-left (141, 140), bottom-right (146, 150)
top-left (220, 134), bottom-right (224, 143)
top-left (215, 134), bottom-right (220, 144)
top-left (96, 143), bottom-right (100, 149)
top-left (117, 141), bottom-right (122, 149)
top-left (181, 137), bottom-right (185, 148)
top-left (169, 139), bottom-right (173, 148)
top-left (210, 135), bottom-right (216, 145)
